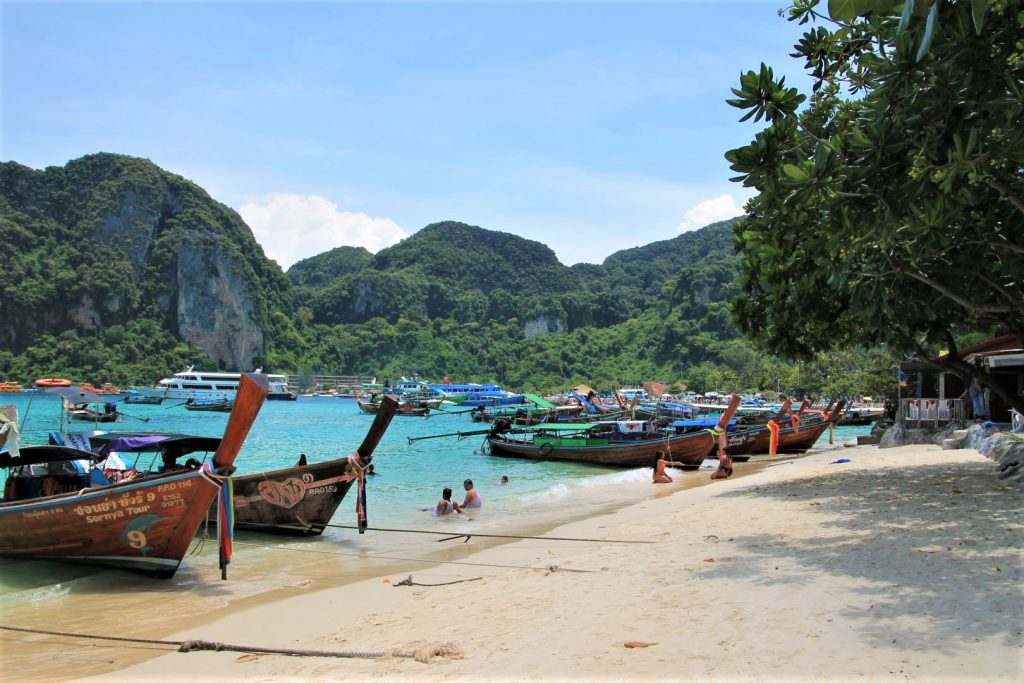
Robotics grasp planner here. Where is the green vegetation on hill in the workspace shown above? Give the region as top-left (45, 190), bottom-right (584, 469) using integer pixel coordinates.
top-left (1, 153), bottom-right (900, 400)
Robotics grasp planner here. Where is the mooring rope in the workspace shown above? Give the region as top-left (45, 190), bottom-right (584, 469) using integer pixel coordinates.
top-left (0, 625), bottom-right (463, 663)
top-left (393, 575), bottom-right (483, 587)
top-left (325, 524), bottom-right (654, 544)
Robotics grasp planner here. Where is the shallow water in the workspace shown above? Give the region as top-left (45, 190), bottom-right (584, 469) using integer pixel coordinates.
top-left (0, 393), bottom-right (869, 679)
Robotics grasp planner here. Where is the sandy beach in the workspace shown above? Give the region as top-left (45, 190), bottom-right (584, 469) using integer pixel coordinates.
top-left (36, 443), bottom-right (1023, 680)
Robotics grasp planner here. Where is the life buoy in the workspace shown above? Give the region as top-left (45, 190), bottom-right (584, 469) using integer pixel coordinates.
top-left (34, 378), bottom-right (72, 388)
top-left (538, 442), bottom-right (554, 456)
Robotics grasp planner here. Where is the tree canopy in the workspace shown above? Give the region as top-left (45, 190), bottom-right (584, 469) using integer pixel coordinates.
top-left (725, 0), bottom-right (1024, 409)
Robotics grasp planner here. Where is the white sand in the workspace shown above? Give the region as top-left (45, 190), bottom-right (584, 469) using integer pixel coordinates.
top-left (74, 444), bottom-right (1022, 681)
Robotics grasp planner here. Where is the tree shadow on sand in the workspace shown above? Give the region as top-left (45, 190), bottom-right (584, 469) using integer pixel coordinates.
top-left (703, 457), bottom-right (1022, 655)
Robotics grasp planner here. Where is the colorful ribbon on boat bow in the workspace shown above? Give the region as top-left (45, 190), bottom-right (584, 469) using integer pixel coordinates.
top-left (705, 427), bottom-right (727, 459)
top-left (202, 462), bottom-right (234, 580)
top-left (348, 451), bottom-right (369, 534)
top-left (766, 421), bottom-right (780, 458)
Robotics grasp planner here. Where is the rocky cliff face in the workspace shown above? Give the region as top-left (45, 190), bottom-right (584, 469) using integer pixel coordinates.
top-left (523, 315), bottom-right (566, 338)
top-left (175, 230), bottom-right (264, 370)
top-left (0, 153), bottom-right (283, 369)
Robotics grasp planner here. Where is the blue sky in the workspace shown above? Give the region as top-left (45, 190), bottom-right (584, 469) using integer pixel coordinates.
top-left (2, 1), bottom-right (809, 268)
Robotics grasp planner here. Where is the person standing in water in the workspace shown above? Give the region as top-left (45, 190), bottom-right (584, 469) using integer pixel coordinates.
top-left (460, 479), bottom-right (481, 509)
top-left (435, 487), bottom-right (459, 515)
top-left (652, 451), bottom-right (685, 483)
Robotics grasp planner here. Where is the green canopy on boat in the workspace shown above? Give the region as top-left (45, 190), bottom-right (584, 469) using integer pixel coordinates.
top-left (521, 393), bottom-right (556, 409)
top-left (524, 422), bottom-right (601, 431)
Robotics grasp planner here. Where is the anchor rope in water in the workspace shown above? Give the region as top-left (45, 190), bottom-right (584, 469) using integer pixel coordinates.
top-left (229, 540), bottom-right (596, 572)
top-left (0, 625), bottom-right (462, 662)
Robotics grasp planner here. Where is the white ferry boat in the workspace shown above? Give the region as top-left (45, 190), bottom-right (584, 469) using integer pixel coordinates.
top-left (129, 367), bottom-right (295, 401)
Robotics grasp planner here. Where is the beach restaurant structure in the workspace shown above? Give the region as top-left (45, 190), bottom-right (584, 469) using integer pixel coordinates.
top-left (898, 335), bottom-right (1024, 427)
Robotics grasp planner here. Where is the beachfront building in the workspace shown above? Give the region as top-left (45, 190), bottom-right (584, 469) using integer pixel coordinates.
top-left (898, 335), bottom-right (1024, 427)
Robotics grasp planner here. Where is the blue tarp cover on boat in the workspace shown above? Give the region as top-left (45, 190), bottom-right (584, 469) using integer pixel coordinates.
top-left (570, 391), bottom-right (599, 413)
top-left (671, 418), bottom-right (738, 428)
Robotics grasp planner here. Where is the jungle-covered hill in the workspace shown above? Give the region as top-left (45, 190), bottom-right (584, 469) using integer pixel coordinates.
top-left (0, 153), bottom-right (896, 397)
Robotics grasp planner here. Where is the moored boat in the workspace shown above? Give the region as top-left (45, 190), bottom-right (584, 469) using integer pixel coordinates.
top-left (66, 404), bottom-right (120, 423)
top-left (184, 397), bottom-right (235, 412)
top-left (0, 373), bottom-right (270, 578)
top-left (356, 391), bottom-right (429, 416)
top-left (130, 366), bottom-right (293, 401)
top-left (219, 395), bottom-right (398, 534)
top-left (724, 400), bottom-right (846, 457)
top-left (486, 395), bottom-right (741, 467)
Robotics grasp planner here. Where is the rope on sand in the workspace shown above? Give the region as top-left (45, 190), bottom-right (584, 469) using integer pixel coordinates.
top-left (393, 575), bottom-right (483, 587)
top-left (0, 625), bottom-right (463, 663)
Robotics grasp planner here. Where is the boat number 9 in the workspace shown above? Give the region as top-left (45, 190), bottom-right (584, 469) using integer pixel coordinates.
top-left (127, 530), bottom-right (147, 549)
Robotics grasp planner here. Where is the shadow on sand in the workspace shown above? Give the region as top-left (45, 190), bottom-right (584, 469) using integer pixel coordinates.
top-left (703, 456), bottom-right (1021, 654)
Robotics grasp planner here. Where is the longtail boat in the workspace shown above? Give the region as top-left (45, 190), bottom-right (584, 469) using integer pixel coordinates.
top-left (356, 391), bottom-right (429, 416)
top-left (725, 400), bottom-right (845, 457)
top-left (486, 395), bottom-right (741, 467)
top-left (79, 396), bottom-right (400, 535)
top-left (214, 395), bottom-right (398, 534)
top-left (66, 404), bottom-right (120, 422)
top-left (0, 373), bottom-right (269, 578)
top-left (184, 396), bottom-right (235, 412)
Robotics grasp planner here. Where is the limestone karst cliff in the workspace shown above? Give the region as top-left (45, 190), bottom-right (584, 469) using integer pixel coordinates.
top-left (0, 153), bottom-right (290, 370)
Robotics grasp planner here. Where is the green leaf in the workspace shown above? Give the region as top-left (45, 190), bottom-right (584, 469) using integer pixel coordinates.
top-left (915, 1), bottom-right (939, 62)
top-left (971, 0), bottom-right (988, 34)
top-left (782, 164), bottom-right (809, 180)
top-left (829, 0), bottom-right (862, 22)
top-left (897, 0), bottom-right (914, 33)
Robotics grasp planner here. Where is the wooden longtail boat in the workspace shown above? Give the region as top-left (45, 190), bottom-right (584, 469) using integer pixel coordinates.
top-left (356, 391), bottom-right (429, 416)
top-left (67, 404), bottom-right (120, 422)
top-left (184, 397), bottom-right (234, 412)
top-left (0, 373), bottom-right (269, 578)
top-left (220, 395), bottom-right (398, 534)
top-left (725, 400), bottom-right (846, 456)
top-left (486, 395), bottom-right (741, 467)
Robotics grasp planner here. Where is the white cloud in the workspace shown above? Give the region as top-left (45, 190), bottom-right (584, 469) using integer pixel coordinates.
top-left (677, 194), bottom-right (743, 232)
top-left (238, 194), bottom-right (406, 269)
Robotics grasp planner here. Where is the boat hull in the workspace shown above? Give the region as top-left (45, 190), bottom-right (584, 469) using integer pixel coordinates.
top-left (725, 419), bottom-right (831, 456)
top-left (487, 431), bottom-right (715, 467)
top-left (0, 470), bottom-right (219, 578)
top-left (225, 458), bottom-right (359, 535)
